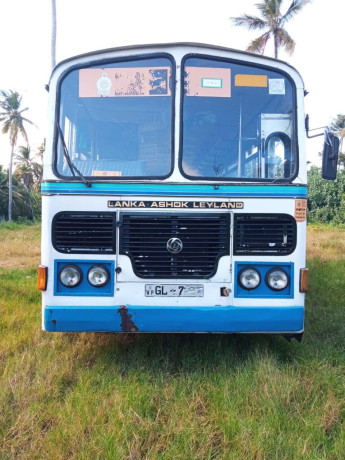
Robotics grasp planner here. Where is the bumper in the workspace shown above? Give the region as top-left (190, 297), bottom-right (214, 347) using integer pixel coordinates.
top-left (44, 305), bottom-right (304, 333)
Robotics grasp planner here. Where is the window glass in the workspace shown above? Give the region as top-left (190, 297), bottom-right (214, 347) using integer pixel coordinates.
top-left (181, 57), bottom-right (296, 180)
top-left (56, 57), bottom-right (173, 178)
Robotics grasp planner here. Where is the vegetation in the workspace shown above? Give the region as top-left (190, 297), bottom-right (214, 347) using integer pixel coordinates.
top-left (0, 224), bottom-right (344, 459)
top-left (308, 167), bottom-right (345, 225)
top-left (231, 0), bottom-right (311, 58)
top-left (0, 152), bottom-right (42, 222)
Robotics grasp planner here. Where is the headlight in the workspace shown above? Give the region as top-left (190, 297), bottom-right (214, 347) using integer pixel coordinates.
top-left (238, 267), bottom-right (261, 290)
top-left (87, 265), bottom-right (110, 287)
top-left (265, 268), bottom-right (289, 291)
top-left (59, 265), bottom-right (82, 287)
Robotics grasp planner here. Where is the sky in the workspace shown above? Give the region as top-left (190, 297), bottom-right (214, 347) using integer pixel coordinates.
top-left (1, 0), bottom-right (344, 168)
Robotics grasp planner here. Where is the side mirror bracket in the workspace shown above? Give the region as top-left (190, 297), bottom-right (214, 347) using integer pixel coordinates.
top-left (305, 114), bottom-right (325, 139)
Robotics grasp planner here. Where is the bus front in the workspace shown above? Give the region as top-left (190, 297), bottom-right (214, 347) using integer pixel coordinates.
top-left (40, 43), bottom-right (308, 339)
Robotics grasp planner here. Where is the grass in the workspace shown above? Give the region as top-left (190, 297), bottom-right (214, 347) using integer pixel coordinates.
top-left (0, 223), bottom-right (344, 459)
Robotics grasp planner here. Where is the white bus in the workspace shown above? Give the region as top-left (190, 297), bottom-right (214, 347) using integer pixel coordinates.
top-left (38, 43), bottom-right (338, 340)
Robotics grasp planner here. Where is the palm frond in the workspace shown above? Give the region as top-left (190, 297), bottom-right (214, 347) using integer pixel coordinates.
top-left (246, 32), bottom-right (271, 55)
top-left (275, 28), bottom-right (296, 54)
top-left (255, 0), bottom-right (283, 20)
top-left (231, 14), bottom-right (267, 30)
top-left (282, 0), bottom-right (311, 23)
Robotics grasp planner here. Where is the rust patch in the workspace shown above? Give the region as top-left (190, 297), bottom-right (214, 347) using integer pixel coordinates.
top-left (117, 305), bottom-right (139, 332)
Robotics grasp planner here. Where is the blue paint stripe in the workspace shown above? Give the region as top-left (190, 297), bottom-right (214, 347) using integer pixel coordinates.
top-left (42, 182), bottom-right (308, 198)
top-left (44, 305), bottom-right (304, 333)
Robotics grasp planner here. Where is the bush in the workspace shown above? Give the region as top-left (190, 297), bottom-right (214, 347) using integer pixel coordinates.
top-left (308, 167), bottom-right (345, 224)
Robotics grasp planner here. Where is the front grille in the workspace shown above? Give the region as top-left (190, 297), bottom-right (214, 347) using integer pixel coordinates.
top-left (234, 214), bottom-right (296, 255)
top-left (53, 212), bottom-right (115, 254)
top-left (120, 213), bottom-right (230, 278)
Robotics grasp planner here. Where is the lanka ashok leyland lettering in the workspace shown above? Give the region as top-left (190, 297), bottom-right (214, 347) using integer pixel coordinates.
top-left (38, 43), bottom-right (338, 340)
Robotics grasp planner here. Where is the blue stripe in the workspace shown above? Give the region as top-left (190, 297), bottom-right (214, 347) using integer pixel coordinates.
top-left (42, 182), bottom-right (308, 198)
top-left (44, 305), bottom-right (304, 333)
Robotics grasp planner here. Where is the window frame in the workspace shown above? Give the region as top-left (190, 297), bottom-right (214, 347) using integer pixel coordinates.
top-left (178, 53), bottom-right (299, 183)
top-left (53, 52), bottom-right (176, 181)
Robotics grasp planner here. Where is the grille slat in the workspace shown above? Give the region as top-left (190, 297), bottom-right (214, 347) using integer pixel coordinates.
top-left (53, 212), bottom-right (116, 254)
top-left (234, 214), bottom-right (296, 255)
top-left (120, 213), bottom-right (230, 278)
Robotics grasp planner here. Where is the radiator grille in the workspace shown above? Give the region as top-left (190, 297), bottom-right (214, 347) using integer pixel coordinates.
top-left (234, 214), bottom-right (296, 255)
top-left (53, 212), bottom-right (115, 254)
top-left (120, 213), bottom-right (230, 278)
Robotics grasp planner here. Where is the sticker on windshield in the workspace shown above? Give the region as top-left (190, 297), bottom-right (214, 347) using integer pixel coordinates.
top-left (92, 170), bottom-right (122, 177)
top-left (269, 79), bottom-right (285, 95)
top-left (235, 74), bottom-right (267, 87)
top-left (185, 67), bottom-right (231, 97)
top-left (79, 67), bottom-right (171, 98)
top-left (201, 78), bottom-right (222, 89)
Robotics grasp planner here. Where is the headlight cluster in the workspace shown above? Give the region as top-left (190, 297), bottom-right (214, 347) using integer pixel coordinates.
top-left (59, 264), bottom-right (110, 288)
top-left (238, 267), bottom-right (289, 291)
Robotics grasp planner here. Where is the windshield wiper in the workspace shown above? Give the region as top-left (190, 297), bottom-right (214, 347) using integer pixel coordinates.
top-left (56, 123), bottom-right (91, 187)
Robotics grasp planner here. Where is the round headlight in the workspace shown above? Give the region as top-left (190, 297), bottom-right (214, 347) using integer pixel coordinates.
top-left (87, 265), bottom-right (110, 287)
top-left (238, 267), bottom-right (261, 290)
top-left (59, 265), bottom-right (82, 288)
top-left (265, 268), bottom-right (289, 291)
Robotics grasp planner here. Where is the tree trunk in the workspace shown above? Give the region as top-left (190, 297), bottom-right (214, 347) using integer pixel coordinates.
top-left (8, 143), bottom-right (14, 221)
top-left (51, 0), bottom-right (57, 69)
top-left (274, 31), bottom-right (278, 59)
top-left (25, 185), bottom-right (35, 220)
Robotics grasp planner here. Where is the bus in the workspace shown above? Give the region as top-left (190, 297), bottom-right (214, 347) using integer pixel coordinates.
top-left (38, 43), bottom-right (339, 340)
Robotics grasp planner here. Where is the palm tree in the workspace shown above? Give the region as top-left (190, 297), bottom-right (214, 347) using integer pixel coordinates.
top-left (0, 90), bottom-right (34, 221)
top-left (0, 166), bottom-right (25, 220)
top-left (231, 0), bottom-right (311, 59)
top-left (15, 145), bottom-right (43, 191)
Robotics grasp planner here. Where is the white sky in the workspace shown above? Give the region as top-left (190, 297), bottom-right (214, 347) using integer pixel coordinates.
top-left (1, 0), bottom-right (344, 168)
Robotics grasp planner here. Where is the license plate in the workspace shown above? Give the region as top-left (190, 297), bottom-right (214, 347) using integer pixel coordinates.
top-left (145, 284), bottom-right (204, 297)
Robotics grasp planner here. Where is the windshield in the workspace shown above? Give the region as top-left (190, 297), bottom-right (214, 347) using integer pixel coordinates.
top-left (181, 56), bottom-right (297, 180)
top-left (56, 56), bottom-right (173, 179)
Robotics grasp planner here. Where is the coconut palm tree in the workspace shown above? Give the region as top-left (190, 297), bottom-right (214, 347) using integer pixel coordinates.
top-left (0, 166), bottom-right (25, 220)
top-left (0, 90), bottom-right (34, 221)
top-left (15, 145), bottom-right (42, 190)
top-left (14, 146), bottom-right (42, 219)
top-left (231, 0), bottom-right (311, 59)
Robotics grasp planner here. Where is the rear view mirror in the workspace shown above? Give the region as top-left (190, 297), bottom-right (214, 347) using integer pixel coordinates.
top-left (322, 131), bottom-right (339, 180)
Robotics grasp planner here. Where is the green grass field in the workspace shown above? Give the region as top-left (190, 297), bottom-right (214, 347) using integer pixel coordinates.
top-left (0, 224), bottom-right (344, 459)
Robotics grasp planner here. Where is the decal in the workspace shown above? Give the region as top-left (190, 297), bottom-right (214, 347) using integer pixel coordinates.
top-left (79, 67), bottom-right (171, 98)
top-left (96, 72), bottom-right (112, 96)
top-left (294, 199), bottom-right (307, 222)
top-left (108, 200), bottom-right (244, 209)
top-left (269, 79), bottom-right (285, 95)
top-left (235, 74), bottom-right (268, 87)
top-left (184, 67), bottom-right (231, 97)
top-left (92, 171), bottom-right (122, 176)
top-left (201, 78), bottom-right (222, 89)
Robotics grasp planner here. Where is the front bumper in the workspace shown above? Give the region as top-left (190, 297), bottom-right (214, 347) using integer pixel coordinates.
top-left (44, 305), bottom-right (304, 333)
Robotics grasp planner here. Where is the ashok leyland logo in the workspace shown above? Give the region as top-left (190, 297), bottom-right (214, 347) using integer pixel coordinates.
top-left (167, 238), bottom-right (183, 254)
